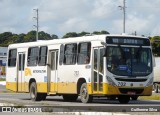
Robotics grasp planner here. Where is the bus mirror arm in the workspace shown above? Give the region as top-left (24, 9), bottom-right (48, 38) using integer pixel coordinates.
top-left (103, 48), bottom-right (107, 57)
top-left (46, 63), bottom-right (51, 67)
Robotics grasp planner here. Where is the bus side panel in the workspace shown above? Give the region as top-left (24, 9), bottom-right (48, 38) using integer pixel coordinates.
top-left (37, 82), bottom-right (47, 93)
top-left (24, 66), bottom-right (48, 93)
top-left (58, 65), bottom-right (77, 94)
top-left (36, 68), bottom-right (48, 93)
top-left (57, 82), bottom-right (77, 94)
top-left (6, 67), bottom-right (17, 92)
top-left (58, 64), bottom-right (91, 94)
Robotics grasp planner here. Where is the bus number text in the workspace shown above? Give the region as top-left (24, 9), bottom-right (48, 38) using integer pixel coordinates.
top-left (118, 82), bottom-right (126, 86)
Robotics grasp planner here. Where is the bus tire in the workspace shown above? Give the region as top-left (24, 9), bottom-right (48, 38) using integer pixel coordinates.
top-left (62, 94), bottom-right (78, 102)
top-left (131, 96), bottom-right (138, 100)
top-left (40, 93), bottom-right (47, 100)
top-left (154, 84), bottom-right (158, 93)
top-left (80, 83), bottom-right (93, 103)
top-left (118, 96), bottom-right (130, 104)
top-left (108, 96), bottom-right (117, 100)
top-left (30, 82), bottom-right (41, 101)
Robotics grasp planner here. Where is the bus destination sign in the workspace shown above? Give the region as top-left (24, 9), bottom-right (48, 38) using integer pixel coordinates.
top-left (106, 37), bottom-right (150, 46)
top-left (112, 38), bottom-right (143, 44)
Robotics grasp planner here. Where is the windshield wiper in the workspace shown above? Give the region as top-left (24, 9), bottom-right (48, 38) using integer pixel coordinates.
top-left (118, 45), bottom-right (126, 60)
top-left (136, 46), bottom-right (142, 59)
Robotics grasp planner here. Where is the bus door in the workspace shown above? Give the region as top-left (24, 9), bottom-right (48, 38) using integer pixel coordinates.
top-left (48, 50), bottom-right (58, 93)
top-left (18, 52), bottom-right (25, 92)
top-left (93, 47), bottom-right (104, 93)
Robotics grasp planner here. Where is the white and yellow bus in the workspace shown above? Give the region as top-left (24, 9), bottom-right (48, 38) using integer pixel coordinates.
top-left (6, 34), bottom-right (154, 104)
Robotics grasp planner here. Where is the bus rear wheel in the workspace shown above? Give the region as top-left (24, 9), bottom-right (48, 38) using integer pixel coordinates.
top-left (153, 84), bottom-right (159, 93)
top-left (30, 82), bottom-right (41, 101)
top-left (63, 94), bottom-right (78, 102)
top-left (80, 83), bottom-right (93, 103)
top-left (40, 93), bottom-right (47, 100)
top-left (118, 96), bottom-right (130, 104)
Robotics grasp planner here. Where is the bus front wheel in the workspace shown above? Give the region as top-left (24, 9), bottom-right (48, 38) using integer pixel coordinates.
top-left (30, 82), bottom-right (41, 101)
top-left (80, 83), bottom-right (93, 103)
top-left (131, 96), bottom-right (138, 100)
top-left (118, 96), bottom-right (130, 104)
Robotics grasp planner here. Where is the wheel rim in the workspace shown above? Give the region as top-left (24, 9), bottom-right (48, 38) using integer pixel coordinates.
top-left (154, 85), bottom-right (157, 92)
top-left (81, 87), bottom-right (87, 100)
top-left (31, 86), bottom-right (36, 99)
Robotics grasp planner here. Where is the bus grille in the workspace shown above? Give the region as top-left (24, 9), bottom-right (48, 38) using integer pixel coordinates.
top-left (119, 88), bottom-right (144, 94)
top-left (115, 78), bottom-right (147, 82)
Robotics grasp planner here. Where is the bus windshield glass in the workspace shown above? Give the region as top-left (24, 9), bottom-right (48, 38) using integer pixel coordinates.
top-left (106, 46), bottom-right (152, 76)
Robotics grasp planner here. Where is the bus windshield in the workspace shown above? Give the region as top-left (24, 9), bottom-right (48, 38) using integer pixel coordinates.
top-left (106, 46), bottom-right (152, 77)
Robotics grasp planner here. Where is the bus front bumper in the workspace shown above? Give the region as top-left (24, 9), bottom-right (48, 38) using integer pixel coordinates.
top-left (87, 83), bottom-right (152, 96)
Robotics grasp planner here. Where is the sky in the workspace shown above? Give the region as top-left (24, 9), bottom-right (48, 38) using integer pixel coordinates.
top-left (0, 0), bottom-right (160, 37)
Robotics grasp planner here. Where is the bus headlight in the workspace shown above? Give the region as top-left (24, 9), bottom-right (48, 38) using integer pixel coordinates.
top-left (106, 76), bottom-right (117, 86)
top-left (146, 77), bottom-right (153, 87)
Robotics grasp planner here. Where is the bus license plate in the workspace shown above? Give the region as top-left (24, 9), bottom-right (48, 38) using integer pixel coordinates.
top-left (127, 92), bottom-right (136, 95)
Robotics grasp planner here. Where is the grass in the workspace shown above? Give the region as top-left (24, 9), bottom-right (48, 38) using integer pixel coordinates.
top-left (0, 90), bottom-right (15, 93)
top-left (0, 78), bottom-right (5, 81)
top-left (139, 95), bottom-right (160, 100)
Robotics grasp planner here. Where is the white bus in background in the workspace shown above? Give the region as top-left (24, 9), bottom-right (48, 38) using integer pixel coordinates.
top-left (6, 34), bottom-right (154, 104)
top-left (153, 57), bottom-right (160, 93)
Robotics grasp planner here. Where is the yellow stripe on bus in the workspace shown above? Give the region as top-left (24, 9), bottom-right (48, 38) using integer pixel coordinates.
top-left (6, 82), bottom-right (152, 96)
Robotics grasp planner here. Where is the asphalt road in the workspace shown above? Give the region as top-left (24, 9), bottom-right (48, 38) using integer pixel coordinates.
top-left (0, 93), bottom-right (160, 112)
top-left (1, 84), bottom-right (160, 112)
top-left (0, 84), bottom-right (5, 90)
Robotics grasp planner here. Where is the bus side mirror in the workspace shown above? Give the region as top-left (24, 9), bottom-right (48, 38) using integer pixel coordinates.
top-left (152, 55), bottom-right (156, 67)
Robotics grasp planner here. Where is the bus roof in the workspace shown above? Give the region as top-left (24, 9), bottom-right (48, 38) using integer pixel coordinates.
top-left (8, 34), bottom-right (148, 49)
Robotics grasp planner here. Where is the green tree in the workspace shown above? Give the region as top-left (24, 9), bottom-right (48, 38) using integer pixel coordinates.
top-left (0, 31), bottom-right (59, 46)
top-left (38, 31), bottom-right (52, 40)
top-left (100, 30), bottom-right (110, 34)
top-left (24, 30), bottom-right (36, 42)
top-left (0, 32), bottom-right (13, 47)
top-left (51, 34), bottom-right (58, 39)
top-left (63, 32), bottom-right (78, 38)
top-left (92, 30), bottom-right (110, 35)
top-left (17, 33), bottom-right (26, 43)
top-left (78, 31), bottom-right (90, 36)
top-left (150, 36), bottom-right (160, 56)
top-left (92, 31), bottom-right (101, 35)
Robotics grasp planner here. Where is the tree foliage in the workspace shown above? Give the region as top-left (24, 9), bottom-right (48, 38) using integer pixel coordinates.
top-left (0, 30), bottom-right (58, 47)
top-left (92, 30), bottom-right (109, 35)
top-left (150, 36), bottom-right (160, 56)
top-left (63, 30), bottom-right (109, 38)
top-left (63, 32), bottom-right (78, 38)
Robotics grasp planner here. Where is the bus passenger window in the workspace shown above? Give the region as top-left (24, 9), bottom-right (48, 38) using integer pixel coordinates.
top-left (59, 44), bottom-right (64, 65)
top-left (64, 43), bottom-right (77, 65)
top-left (77, 42), bottom-right (91, 64)
top-left (100, 49), bottom-right (104, 74)
top-left (39, 46), bottom-right (48, 66)
top-left (8, 49), bottom-right (17, 67)
top-left (27, 47), bottom-right (39, 66)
